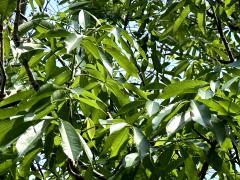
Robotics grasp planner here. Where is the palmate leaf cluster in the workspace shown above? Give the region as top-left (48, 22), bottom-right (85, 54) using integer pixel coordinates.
top-left (0, 0), bottom-right (240, 179)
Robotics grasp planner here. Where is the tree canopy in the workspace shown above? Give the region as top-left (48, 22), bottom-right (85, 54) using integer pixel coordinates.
top-left (0, 0), bottom-right (240, 179)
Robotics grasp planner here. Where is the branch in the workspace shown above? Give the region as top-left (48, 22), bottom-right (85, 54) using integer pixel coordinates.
top-left (35, 160), bottom-right (45, 180)
top-left (13, 0), bottom-right (39, 91)
top-left (199, 141), bottom-right (217, 180)
top-left (123, 0), bottom-right (132, 30)
top-left (22, 59), bottom-right (40, 91)
top-left (30, 164), bottom-right (41, 180)
top-left (208, 1), bottom-right (235, 63)
top-left (0, 19), bottom-right (6, 100)
top-left (13, 0), bottom-right (21, 47)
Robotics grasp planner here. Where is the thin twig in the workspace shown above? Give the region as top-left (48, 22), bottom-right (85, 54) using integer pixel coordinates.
top-left (43, 0), bottom-right (51, 12)
top-left (35, 160), bottom-right (45, 180)
top-left (192, 128), bottom-right (211, 144)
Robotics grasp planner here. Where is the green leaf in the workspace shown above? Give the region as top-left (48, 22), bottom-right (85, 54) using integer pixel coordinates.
top-left (197, 11), bottom-right (206, 35)
top-left (133, 127), bottom-right (149, 159)
top-left (123, 153), bottom-right (140, 168)
top-left (16, 120), bottom-right (47, 156)
top-left (173, 60), bottom-right (190, 76)
top-left (152, 104), bottom-right (175, 130)
top-left (65, 33), bottom-right (84, 53)
top-left (59, 120), bottom-right (81, 164)
top-left (54, 70), bottom-right (72, 85)
top-left (110, 122), bottom-right (127, 134)
top-left (79, 135), bottom-right (93, 164)
top-left (185, 156), bottom-right (198, 180)
top-left (218, 100), bottom-right (240, 114)
top-left (106, 79), bottom-right (130, 106)
top-left (79, 9), bottom-right (90, 30)
top-left (81, 39), bottom-right (101, 59)
top-left (103, 126), bottom-right (129, 158)
top-left (110, 127), bottom-right (129, 158)
top-left (210, 116), bottom-right (226, 144)
top-left (0, 89), bottom-right (35, 108)
top-left (86, 118), bottom-right (95, 139)
top-left (173, 5), bottom-right (190, 32)
top-left (124, 83), bottom-right (149, 99)
top-left (0, 160), bottom-right (12, 175)
top-left (166, 111), bottom-right (191, 135)
top-left (78, 97), bottom-right (105, 112)
top-left (0, 0), bottom-right (17, 19)
top-left (212, 47), bottom-right (229, 60)
top-left (222, 76), bottom-right (239, 92)
top-left (19, 148), bottom-right (41, 178)
top-left (35, 0), bottom-right (45, 8)
top-left (0, 117), bottom-right (34, 146)
top-left (117, 100), bottom-right (146, 116)
top-left (145, 100), bottom-right (160, 117)
top-left (197, 89), bottom-right (214, 99)
top-left (199, 99), bottom-right (227, 115)
top-left (190, 100), bottom-right (211, 127)
top-left (105, 47), bottom-right (139, 77)
top-left (161, 80), bottom-right (208, 99)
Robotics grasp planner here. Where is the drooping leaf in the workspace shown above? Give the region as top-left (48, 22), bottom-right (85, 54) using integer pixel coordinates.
top-left (190, 100), bottom-right (211, 127)
top-left (123, 153), bottom-right (140, 168)
top-left (146, 100), bottom-right (160, 117)
top-left (59, 120), bottom-right (82, 164)
top-left (79, 9), bottom-right (90, 30)
top-left (0, 117), bottom-right (35, 146)
top-left (222, 76), bottom-right (239, 92)
top-left (65, 33), bottom-right (84, 53)
top-left (86, 118), bottom-right (95, 140)
top-left (81, 39), bottom-right (101, 59)
top-left (197, 11), bottom-right (206, 34)
top-left (166, 111), bottom-right (191, 135)
top-left (197, 89), bottom-right (214, 99)
top-left (79, 135), bottom-right (93, 164)
top-left (102, 126), bottom-right (129, 158)
top-left (152, 103), bottom-right (176, 130)
top-left (173, 5), bottom-right (190, 32)
top-left (16, 120), bottom-right (47, 156)
top-left (210, 115), bottom-right (226, 144)
top-left (133, 127), bottom-right (150, 159)
top-left (110, 127), bottom-right (129, 158)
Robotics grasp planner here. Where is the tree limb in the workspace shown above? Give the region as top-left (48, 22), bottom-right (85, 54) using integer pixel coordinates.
top-left (0, 18), bottom-right (6, 99)
top-left (208, 1), bottom-right (235, 63)
top-left (123, 0), bottom-right (132, 30)
top-left (13, 0), bottom-right (40, 91)
top-left (199, 141), bottom-right (217, 180)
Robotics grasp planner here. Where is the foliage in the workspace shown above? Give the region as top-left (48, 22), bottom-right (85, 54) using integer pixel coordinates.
top-left (0, 0), bottom-right (240, 179)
